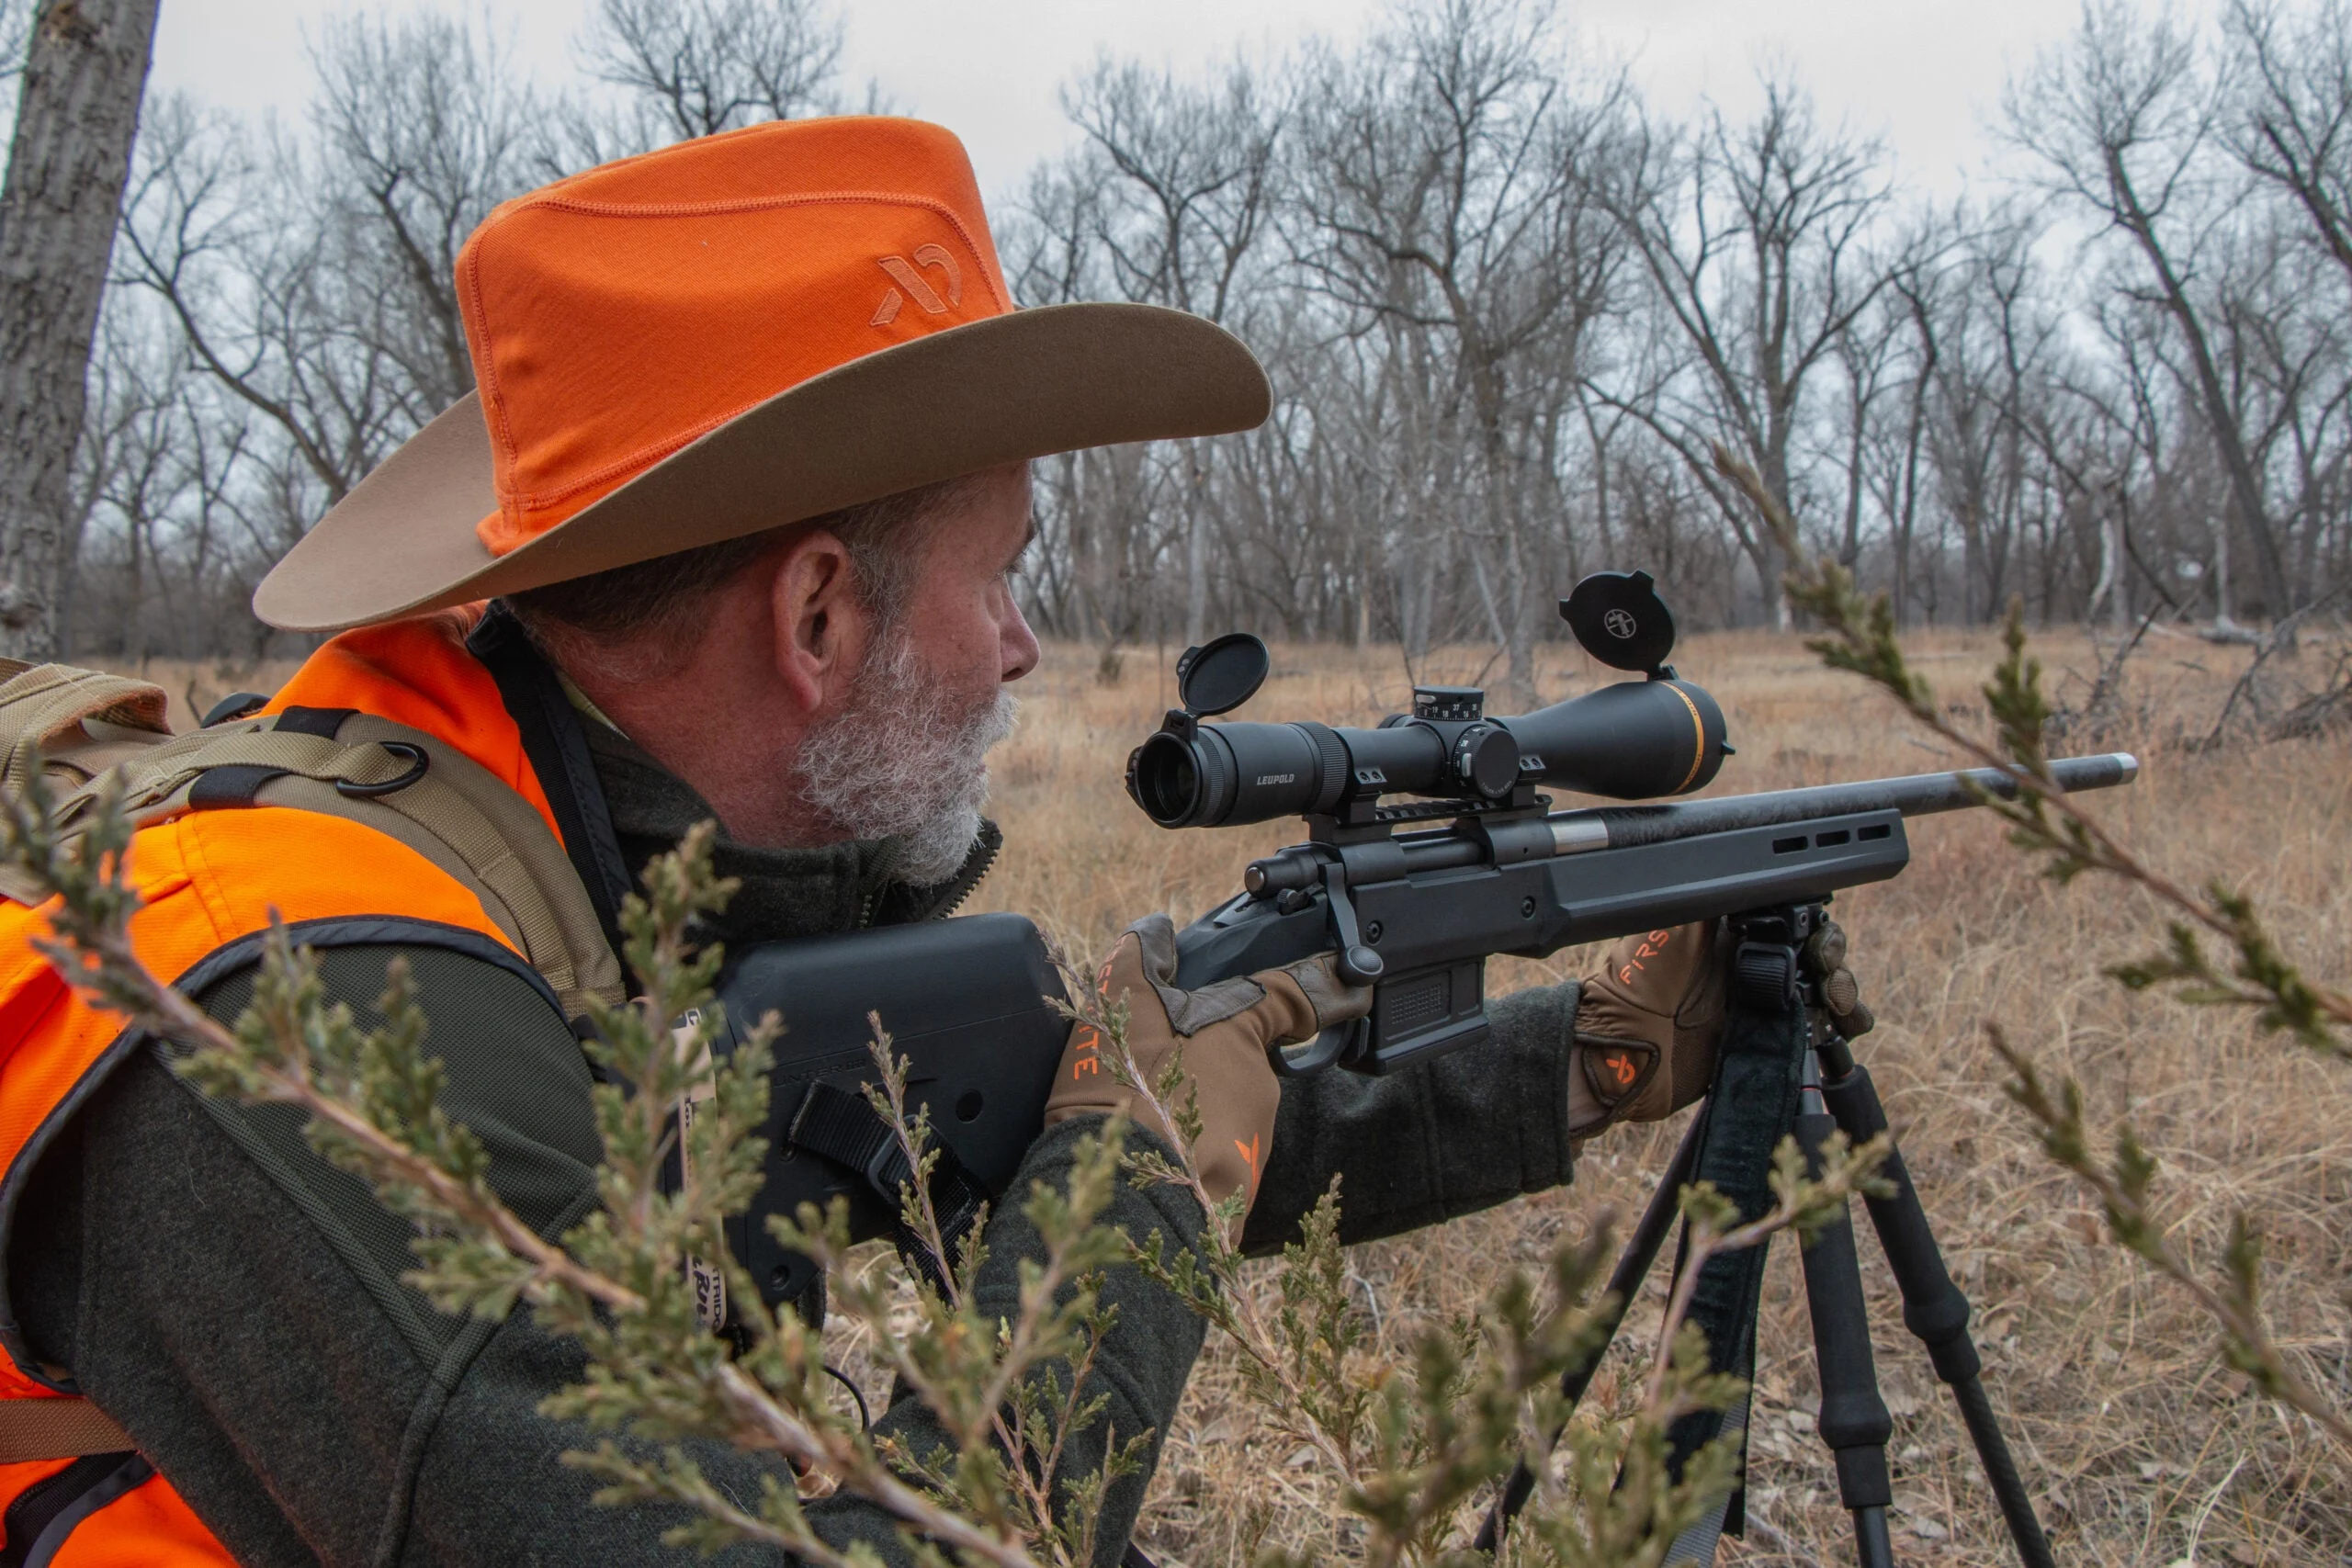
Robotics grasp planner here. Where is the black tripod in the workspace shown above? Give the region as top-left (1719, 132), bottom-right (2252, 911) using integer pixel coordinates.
top-left (1476, 902), bottom-right (2056, 1567)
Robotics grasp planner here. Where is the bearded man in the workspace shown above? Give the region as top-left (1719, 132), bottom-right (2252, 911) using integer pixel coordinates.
top-left (0, 118), bottom-right (1715, 1565)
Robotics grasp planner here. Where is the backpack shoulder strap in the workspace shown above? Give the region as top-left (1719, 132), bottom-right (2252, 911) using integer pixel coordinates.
top-left (329, 711), bottom-right (627, 1021)
top-left (16, 696), bottom-right (624, 1023)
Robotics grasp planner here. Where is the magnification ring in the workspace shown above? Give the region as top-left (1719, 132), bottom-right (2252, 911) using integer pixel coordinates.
top-left (1295, 722), bottom-right (1351, 814)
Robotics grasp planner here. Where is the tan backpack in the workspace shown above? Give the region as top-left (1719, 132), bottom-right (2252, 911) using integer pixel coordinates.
top-left (0, 659), bottom-right (624, 1025)
top-left (0, 660), bottom-right (628, 1465)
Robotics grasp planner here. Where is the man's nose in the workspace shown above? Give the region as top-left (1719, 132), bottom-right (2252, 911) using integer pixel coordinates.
top-left (1001, 596), bottom-right (1041, 683)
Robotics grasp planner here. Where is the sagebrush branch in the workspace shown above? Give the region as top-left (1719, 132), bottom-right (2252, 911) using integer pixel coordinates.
top-left (1713, 441), bottom-right (2352, 1055)
top-left (1707, 446), bottom-right (2352, 1458)
top-left (1988, 1030), bottom-right (2352, 1456)
top-left (2, 783), bottom-right (1059, 1568)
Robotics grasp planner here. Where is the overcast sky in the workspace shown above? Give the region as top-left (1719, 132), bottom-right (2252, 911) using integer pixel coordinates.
top-left (150, 0), bottom-right (2150, 204)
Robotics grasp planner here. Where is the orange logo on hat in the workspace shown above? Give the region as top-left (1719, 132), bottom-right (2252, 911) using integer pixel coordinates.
top-left (871, 243), bottom-right (964, 325)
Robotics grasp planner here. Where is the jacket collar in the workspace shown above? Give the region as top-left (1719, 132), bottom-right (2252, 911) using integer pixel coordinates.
top-left (278, 604), bottom-right (1000, 958)
top-left (581, 713), bottom-right (999, 947)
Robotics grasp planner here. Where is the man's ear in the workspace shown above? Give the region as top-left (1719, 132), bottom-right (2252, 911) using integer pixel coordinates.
top-left (766, 528), bottom-right (872, 715)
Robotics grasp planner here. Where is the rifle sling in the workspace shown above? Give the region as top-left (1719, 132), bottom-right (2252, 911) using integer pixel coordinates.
top-left (1660, 936), bottom-right (1810, 1544)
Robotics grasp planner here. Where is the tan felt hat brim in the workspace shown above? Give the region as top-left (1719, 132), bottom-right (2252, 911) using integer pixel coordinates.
top-left (254, 302), bottom-right (1271, 633)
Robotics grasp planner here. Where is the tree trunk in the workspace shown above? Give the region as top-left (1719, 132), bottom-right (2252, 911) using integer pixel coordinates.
top-left (2105, 152), bottom-right (2294, 620)
top-left (1758, 446), bottom-right (1792, 630)
top-left (1961, 502), bottom-right (1984, 625)
top-left (1180, 445), bottom-right (1207, 647)
top-left (2211, 511), bottom-right (2239, 632)
top-left (2089, 500), bottom-right (2121, 630)
top-left (1182, 505), bottom-right (1206, 647)
top-left (0, 0), bottom-right (159, 661)
top-left (1352, 539), bottom-right (1371, 648)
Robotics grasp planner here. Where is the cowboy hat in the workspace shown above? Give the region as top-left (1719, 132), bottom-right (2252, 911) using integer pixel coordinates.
top-left (254, 117), bottom-right (1271, 633)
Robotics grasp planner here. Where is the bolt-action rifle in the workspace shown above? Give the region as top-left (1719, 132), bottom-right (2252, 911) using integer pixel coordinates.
top-left (710, 571), bottom-right (2135, 1310)
top-left (1128, 570), bottom-right (2136, 1075)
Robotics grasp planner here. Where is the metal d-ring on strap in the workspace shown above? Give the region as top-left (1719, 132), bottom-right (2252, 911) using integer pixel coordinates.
top-left (334, 741), bottom-right (429, 798)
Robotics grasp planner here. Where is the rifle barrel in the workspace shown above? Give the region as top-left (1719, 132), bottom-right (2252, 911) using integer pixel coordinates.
top-left (1548, 751), bottom-right (2138, 853)
top-left (1241, 753), bottom-right (2139, 895)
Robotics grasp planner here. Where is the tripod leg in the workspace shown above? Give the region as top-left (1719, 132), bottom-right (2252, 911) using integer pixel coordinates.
top-left (1476, 1111), bottom-right (1705, 1552)
top-left (1820, 1062), bottom-right (2056, 1568)
top-left (1795, 1100), bottom-right (1898, 1568)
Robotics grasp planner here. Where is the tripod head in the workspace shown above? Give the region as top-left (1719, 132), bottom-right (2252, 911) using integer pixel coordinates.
top-left (1482, 899), bottom-right (2054, 1568)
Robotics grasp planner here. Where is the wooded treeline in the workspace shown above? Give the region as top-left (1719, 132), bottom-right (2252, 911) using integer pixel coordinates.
top-left (12, 0), bottom-right (2352, 683)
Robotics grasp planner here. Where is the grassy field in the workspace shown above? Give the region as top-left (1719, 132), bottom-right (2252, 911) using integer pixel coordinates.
top-left (959, 626), bottom-right (2351, 1567)
top-left (136, 625), bottom-right (2352, 1563)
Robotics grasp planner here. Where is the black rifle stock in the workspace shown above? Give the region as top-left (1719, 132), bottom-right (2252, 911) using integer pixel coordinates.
top-left (708, 755), bottom-right (2136, 1308)
top-left (1170, 753), bottom-right (2139, 1075)
top-left (711, 573), bottom-right (2138, 1308)
top-left (699, 913), bottom-right (1070, 1309)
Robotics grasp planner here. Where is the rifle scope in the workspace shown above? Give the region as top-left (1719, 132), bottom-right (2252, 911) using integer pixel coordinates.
top-left (1129, 675), bottom-right (1729, 829)
top-left (1127, 572), bottom-right (1733, 830)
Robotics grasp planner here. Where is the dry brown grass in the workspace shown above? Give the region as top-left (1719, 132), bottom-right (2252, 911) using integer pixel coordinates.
top-left (964, 628), bottom-right (2352, 1567)
top-left (101, 629), bottom-right (2352, 1563)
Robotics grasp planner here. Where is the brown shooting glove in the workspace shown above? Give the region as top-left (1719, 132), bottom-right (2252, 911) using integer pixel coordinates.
top-left (1568, 917), bottom-right (1880, 1140)
top-left (1569, 919), bottom-right (1730, 1140)
top-left (1046, 914), bottom-right (1373, 1213)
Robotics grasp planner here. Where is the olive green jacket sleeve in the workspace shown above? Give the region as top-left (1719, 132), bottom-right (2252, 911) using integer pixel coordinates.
top-left (8, 944), bottom-right (1204, 1568)
top-left (1242, 981), bottom-right (1583, 1256)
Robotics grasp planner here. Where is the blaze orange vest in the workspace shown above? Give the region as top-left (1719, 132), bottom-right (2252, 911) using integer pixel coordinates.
top-left (0, 612), bottom-right (594, 1566)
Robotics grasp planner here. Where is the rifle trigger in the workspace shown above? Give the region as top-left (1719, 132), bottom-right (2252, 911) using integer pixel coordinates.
top-left (1271, 1017), bottom-right (1365, 1077)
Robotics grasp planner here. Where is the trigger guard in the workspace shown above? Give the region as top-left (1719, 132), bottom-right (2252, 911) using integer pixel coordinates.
top-left (1271, 1017), bottom-right (1364, 1077)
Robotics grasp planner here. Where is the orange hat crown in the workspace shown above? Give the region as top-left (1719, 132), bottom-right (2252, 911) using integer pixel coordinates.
top-left (457, 117), bottom-right (1013, 556)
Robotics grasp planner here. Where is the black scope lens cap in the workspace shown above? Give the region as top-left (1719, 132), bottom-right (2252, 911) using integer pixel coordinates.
top-left (1174, 631), bottom-right (1271, 716)
top-left (1561, 570), bottom-right (1677, 673)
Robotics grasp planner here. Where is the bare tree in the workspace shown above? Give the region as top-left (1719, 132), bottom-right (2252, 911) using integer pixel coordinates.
top-left (44, 0), bottom-right (2352, 665)
top-left (0, 0), bottom-right (158, 660)
top-left (2229, 0), bottom-right (2352, 294)
top-left (311, 14), bottom-right (544, 408)
top-left (2007, 0), bottom-right (2298, 621)
top-left (1290, 0), bottom-right (1628, 697)
top-left (548, 0), bottom-right (859, 168)
top-left (1062, 56), bottom-right (1283, 647)
top-left (1878, 237), bottom-right (1948, 625)
top-left (118, 17), bottom-right (540, 557)
top-left (590, 0), bottom-right (842, 134)
top-left (1593, 73), bottom-right (1893, 627)
top-left (1830, 295), bottom-right (1900, 570)
top-left (1913, 220), bottom-right (2064, 622)
top-left (1065, 59), bottom-right (1282, 323)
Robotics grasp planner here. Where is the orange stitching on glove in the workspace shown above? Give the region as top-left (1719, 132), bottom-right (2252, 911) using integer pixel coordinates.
top-left (1046, 914), bottom-right (1370, 1215)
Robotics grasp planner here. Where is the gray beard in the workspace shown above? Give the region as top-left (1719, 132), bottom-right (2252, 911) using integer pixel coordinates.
top-left (791, 631), bottom-right (1018, 886)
